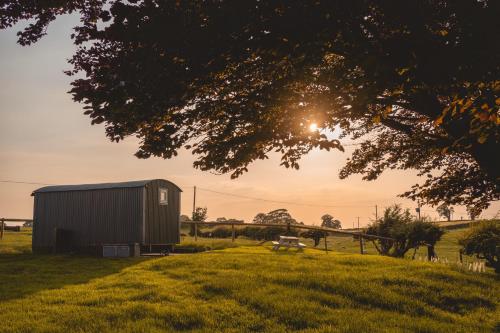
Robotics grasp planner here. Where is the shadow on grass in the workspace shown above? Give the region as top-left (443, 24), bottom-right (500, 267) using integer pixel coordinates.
top-left (0, 253), bottom-right (146, 302)
top-left (262, 246), bottom-right (307, 255)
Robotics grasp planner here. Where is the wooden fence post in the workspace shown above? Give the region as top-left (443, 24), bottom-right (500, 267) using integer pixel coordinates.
top-left (194, 222), bottom-right (198, 241)
top-left (0, 218), bottom-right (4, 240)
top-left (324, 232), bottom-right (328, 253)
top-left (359, 235), bottom-right (364, 254)
top-left (231, 223), bottom-right (235, 242)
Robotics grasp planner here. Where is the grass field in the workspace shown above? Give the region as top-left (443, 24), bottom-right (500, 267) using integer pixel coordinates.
top-left (182, 225), bottom-right (478, 260)
top-left (0, 229), bottom-right (498, 332)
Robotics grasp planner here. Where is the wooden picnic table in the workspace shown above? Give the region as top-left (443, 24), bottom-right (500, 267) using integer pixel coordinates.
top-left (272, 236), bottom-right (306, 250)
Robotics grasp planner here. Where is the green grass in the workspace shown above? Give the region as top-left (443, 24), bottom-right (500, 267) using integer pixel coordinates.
top-left (412, 228), bottom-right (468, 262)
top-left (182, 225), bottom-right (469, 258)
top-left (0, 228), bottom-right (32, 254)
top-left (182, 225), bottom-right (382, 255)
top-left (0, 230), bottom-right (498, 332)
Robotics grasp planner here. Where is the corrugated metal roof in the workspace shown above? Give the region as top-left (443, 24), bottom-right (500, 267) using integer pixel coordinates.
top-left (33, 179), bottom-right (182, 194)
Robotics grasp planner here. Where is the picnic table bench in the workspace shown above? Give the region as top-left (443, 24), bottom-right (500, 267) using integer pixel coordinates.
top-left (272, 236), bottom-right (306, 250)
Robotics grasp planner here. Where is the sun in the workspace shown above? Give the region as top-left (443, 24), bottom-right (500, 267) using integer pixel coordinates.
top-left (309, 123), bottom-right (318, 132)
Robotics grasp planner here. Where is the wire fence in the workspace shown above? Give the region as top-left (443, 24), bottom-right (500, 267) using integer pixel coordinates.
top-left (181, 220), bottom-right (396, 255)
top-left (1, 217), bottom-right (493, 273)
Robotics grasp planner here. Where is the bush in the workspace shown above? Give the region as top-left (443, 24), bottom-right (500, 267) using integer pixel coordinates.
top-left (238, 226), bottom-right (298, 241)
top-left (459, 220), bottom-right (500, 273)
top-left (199, 226), bottom-right (233, 238)
top-left (367, 205), bottom-right (444, 258)
top-left (300, 230), bottom-right (325, 247)
top-left (191, 225), bottom-right (301, 241)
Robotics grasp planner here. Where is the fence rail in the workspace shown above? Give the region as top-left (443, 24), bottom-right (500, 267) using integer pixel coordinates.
top-left (181, 220), bottom-right (396, 254)
top-left (0, 218), bottom-right (33, 239)
top-left (3, 217), bottom-right (472, 254)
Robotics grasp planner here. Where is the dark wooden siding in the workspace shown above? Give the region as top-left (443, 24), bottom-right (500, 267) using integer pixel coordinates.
top-left (144, 179), bottom-right (181, 244)
top-left (33, 187), bottom-right (143, 250)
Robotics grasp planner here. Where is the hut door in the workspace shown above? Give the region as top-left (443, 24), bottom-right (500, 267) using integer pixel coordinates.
top-left (54, 228), bottom-right (73, 253)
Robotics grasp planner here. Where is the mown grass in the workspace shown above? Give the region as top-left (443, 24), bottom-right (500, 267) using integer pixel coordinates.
top-left (180, 225), bottom-right (382, 255)
top-left (0, 228), bottom-right (32, 254)
top-left (412, 228), bottom-right (468, 261)
top-left (0, 230), bottom-right (498, 332)
top-left (181, 225), bottom-right (468, 258)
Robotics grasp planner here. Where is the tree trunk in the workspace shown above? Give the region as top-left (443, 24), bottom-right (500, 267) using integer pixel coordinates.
top-left (412, 247), bottom-right (418, 260)
top-left (427, 245), bottom-right (436, 261)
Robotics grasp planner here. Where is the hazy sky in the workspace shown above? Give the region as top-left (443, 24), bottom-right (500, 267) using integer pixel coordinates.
top-left (1, 15), bottom-right (498, 226)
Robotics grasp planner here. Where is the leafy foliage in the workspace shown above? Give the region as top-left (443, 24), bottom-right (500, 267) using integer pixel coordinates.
top-left (459, 220), bottom-right (500, 273)
top-left (189, 207), bottom-right (208, 236)
top-left (321, 214), bottom-right (341, 229)
top-left (192, 207), bottom-right (208, 222)
top-left (241, 226), bottom-right (298, 241)
top-left (2, 1), bottom-right (499, 211)
top-left (466, 206), bottom-right (481, 220)
top-left (300, 230), bottom-right (325, 247)
top-left (215, 217), bottom-right (244, 223)
top-left (252, 209), bottom-right (302, 225)
top-left (180, 214), bottom-right (191, 222)
top-left (436, 204), bottom-right (454, 221)
top-left (367, 205), bottom-right (444, 257)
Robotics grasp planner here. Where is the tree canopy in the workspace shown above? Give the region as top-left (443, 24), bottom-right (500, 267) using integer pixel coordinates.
top-left (253, 209), bottom-right (301, 225)
top-left (192, 207), bottom-right (208, 222)
top-left (367, 205), bottom-right (444, 258)
top-left (459, 220), bottom-right (500, 273)
top-left (321, 214), bottom-right (341, 229)
top-left (2, 0), bottom-right (499, 213)
top-left (436, 204), bottom-right (454, 221)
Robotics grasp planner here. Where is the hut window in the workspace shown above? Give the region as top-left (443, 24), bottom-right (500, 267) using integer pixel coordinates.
top-left (159, 188), bottom-right (168, 205)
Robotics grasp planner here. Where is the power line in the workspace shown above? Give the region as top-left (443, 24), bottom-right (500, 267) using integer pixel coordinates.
top-left (195, 186), bottom-right (374, 208)
top-left (0, 180), bottom-right (57, 186)
top-left (6, 179), bottom-right (493, 218)
top-left (0, 179), bottom-right (429, 210)
top-left (1, 178), bottom-right (383, 209)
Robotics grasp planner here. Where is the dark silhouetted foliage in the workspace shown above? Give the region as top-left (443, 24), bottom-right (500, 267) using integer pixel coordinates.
top-left (300, 230), bottom-right (325, 247)
top-left (321, 214), bottom-right (341, 229)
top-left (252, 209), bottom-right (302, 225)
top-left (189, 207), bottom-right (208, 236)
top-left (437, 204), bottom-right (454, 221)
top-left (239, 226), bottom-right (298, 241)
top-left (192, 207), bottom-right (208, 222)
top-left (367, 205), bottom-right (444, 258)
top-left (459, 220), bottom-right (500, 273)
top-left (2, 1), bottom-right (499, 212)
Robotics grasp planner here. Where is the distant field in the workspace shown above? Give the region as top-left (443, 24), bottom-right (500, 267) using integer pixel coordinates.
top-left (0, 228), bottom-right (498, 332)
top-left (0, 225), bottom-right (470, 258)
top-left (0, 228), bottom-right (32, 254)
top-left (181, 224), bottom-right (469, 259)
top-left (412, 228), bottom-right (468, 262)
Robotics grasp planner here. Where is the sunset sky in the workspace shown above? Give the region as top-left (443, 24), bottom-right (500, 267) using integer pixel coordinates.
top-left (1, 15), bottom-right (498, 226)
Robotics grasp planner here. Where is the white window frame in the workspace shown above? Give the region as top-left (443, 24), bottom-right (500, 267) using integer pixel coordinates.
top-left (159, 188), bottom-right (168, 205)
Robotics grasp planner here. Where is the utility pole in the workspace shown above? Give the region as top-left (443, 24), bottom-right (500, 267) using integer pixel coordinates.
top-left (357, 216), bottom-right (360, 229)
top-left (416, 200), bottom-right (421, 220)
top-left (375, 205), bottom-right (378, 221)
top-left (192, 186), bottom-right (197, 219)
